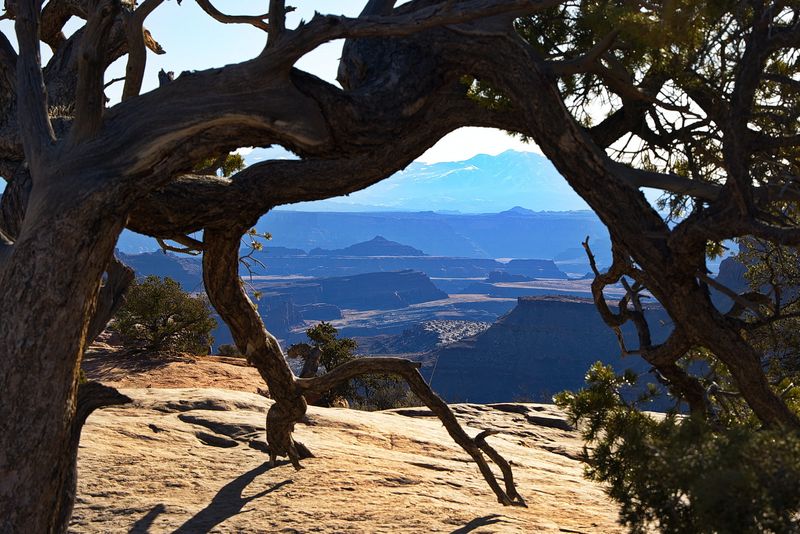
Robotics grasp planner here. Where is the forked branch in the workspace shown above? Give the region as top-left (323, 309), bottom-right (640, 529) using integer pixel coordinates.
top-left (15, 0), bottom-right (56, 163)
top-left (296, 357), bottom-right (527, 507)
top-left (121, 0), bottom-right (166, 101)
top-left (193, 0), bottom-right (269, 31)
top-left (70, 0), bottom-right (120, 143)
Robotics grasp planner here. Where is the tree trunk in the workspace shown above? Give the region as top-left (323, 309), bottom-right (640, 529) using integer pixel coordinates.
top-left (202, 225), bottom-right (310, 468)
top-left (673, 287), bottom-right (800, 428)
top-left (0, 181), bottom-right (125, 532)
top-left (86, 254), bottom-right (135, 343)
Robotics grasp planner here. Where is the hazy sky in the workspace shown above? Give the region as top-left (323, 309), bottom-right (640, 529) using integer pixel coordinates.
top-left (0, 1), bottom-right (541, 164)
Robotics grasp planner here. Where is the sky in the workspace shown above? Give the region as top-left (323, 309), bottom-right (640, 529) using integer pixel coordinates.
top-left (0, 0), bottom-right (541, 166)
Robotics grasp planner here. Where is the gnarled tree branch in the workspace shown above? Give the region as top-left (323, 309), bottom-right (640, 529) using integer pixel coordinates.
top-left (69, 0), bottom-right (120, 144)
top-left (121, 0), bottom-right (165, 101)
top-left (15, 0), bottom-right (56, 165)
top-left (296, 357), bottom-right (527, 506)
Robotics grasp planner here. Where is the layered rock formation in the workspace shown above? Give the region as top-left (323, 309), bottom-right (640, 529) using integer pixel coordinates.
top-left (428, 296), bottom-right (670, 404)
top-left (317, 270), bottom-right (447, 310)
top-left (310, 235), bottom-right (427, 256)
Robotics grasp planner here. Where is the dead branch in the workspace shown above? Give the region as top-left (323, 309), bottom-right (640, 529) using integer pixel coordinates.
top-left (266, 0), bottom-right (294, 45)
top-left (296, 357), bottom-right (527, 507)
top-left (15, 0), bottom-right (57, 164)
top-left (121, 0), bottom-right (165, 101)
top-left (70, 0), bottom-right (120, 143)
top-left (86, 254), bottom-right (135, 343)
top-left (192, 0), bottom-right (269, 32)
top-left (156, 237), bottom-right (202, 255)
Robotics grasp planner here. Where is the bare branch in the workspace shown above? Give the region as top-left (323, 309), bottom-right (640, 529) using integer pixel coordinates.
top-left (40, 0), bottom-right (86, 52)
top-left (156, 237), bottom-right (202, 255)
top-left (266, 0), bottom-right (288, 45)
top-left (86, 254), bottom-right (134, 343)
top-left (70, 0), bottom-right (120, 144)
top-left (193, 0), bottom-right (269, 31)
top-left (122, 0), bottom-right (166, 101)
top-left (296, 357), bottom-right (527, 507)
top-left (15, 0), bottom-right (56, 164)
top-left (614, 163), bottom-right (722, 201)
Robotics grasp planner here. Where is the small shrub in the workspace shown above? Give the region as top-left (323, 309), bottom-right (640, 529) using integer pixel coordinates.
top-left (218, 344), bottom-right (243, 357)
top-left (113, 275), bottom-right (216, 354)
top-left (350, 379), bottom-right (421, 411)
top-left (291, 322), bottom-right (421, 410)
top-left (555, 362), bottom-right (800, 533)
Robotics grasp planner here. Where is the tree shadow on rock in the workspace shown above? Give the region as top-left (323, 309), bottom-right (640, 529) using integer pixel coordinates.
top-left (128, 503), bottom-right (166, 534)
top-left (174, 462), bottom-right (292, 533)
top-left (450, 514), bottom-right (503, 533)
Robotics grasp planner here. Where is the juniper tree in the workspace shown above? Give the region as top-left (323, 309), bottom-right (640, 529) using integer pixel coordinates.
top-left (3, 0), bottom-right (800, 532)
top-left (0, 1), bottom-right (541, 530)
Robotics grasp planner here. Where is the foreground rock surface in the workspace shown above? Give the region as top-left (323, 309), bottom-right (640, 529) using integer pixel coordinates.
top-left (71, 388), bottom-right (621, 533)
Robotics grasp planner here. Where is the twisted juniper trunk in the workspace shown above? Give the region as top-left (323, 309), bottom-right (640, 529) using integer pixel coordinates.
top-left (0, 177), bottom-right (129, 532)
top-left (203, 226), bottom-right (526, 505)
top-left (56, 382), bottom-right (131, 531)
top-left (202, 226), bottom-right (309, 468)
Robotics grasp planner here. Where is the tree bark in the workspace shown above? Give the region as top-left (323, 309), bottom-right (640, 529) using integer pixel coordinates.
top-left (0, 178), bottom-right (128, 532)
top-left (202, 225), bottom-right (310, 469)
top-left (85, 254), bottom-right (134, 344)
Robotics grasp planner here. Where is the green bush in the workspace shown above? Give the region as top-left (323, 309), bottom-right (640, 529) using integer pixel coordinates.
top-left (350, 380), bottom-right (421, 411)
top-left (291, 322), bottom-right (420, 410)
top-left (555, 363), bottom-right (800, 533)
top-left (218, 344), bottom-right (243, 357)
top-left (113, 275), bottom-right (216, 354)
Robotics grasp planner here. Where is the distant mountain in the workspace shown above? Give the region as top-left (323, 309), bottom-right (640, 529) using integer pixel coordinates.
top-left (309, 236), bottom-right (427, 257)
top-left (271, 150), bottom-right (587, 213)
top-left (117, 208), bottom-right (610, 271)
top-left (254, 210), bottom-right (609, 265)
top-left (501, 206), bottom-right (537, 216)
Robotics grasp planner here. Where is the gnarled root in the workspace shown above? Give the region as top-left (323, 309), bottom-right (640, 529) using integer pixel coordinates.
top-left (266, 398), bottom-right (313, 469)
top-left (296, 357), bottom-right (527, 507)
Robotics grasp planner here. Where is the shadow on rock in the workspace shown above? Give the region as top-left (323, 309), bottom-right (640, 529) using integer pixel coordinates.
top-left (174, 462), bottom-right (292, 533)
top-left (128, 503), bottom-right (166, 533)
top-left (450, 514), bottom-right (503, 533)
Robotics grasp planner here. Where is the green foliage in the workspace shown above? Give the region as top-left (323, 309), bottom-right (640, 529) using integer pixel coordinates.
top-left (302, 322), bottom-right (358, 402)
top-left (296, 322), bottom-right (419, 410)
top-left (218, 343), bottom-right (243, 357)
top-left (193, 152), bottom-right (246, 177)
top-left (556, 363), bottom-right (800, 533)
top-left (737, 240), bottom-right (800, 383)
top-left (113, 275), bottom-right (216, 354)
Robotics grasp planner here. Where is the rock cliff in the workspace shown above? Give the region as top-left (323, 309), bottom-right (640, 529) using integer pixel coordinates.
top-left (428, 296), bottom-right (670, 404)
